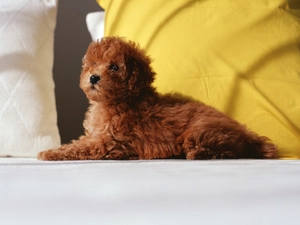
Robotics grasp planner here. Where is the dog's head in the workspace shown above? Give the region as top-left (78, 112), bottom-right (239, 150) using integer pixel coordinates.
top-left (80, 36), bottom-right (156, 103)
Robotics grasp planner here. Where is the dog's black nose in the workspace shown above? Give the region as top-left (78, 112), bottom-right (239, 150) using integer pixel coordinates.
top-left (90, 75), bottom-right (100, 84)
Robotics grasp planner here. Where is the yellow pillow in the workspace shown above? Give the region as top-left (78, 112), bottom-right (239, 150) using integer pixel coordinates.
top-left (97, 0), bottom-right (300, 159)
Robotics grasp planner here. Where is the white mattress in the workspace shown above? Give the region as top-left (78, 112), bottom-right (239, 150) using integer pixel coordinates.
top-left (0, 158), bottom-right (300, 225)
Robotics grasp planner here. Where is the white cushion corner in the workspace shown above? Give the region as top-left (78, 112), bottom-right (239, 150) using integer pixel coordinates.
top-left (86, 11), bottom-right (105, 41)
top-left (0, 0), bottom-right (61, 157)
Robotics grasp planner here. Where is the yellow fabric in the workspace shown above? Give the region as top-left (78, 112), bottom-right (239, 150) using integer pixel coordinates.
top-left (97, 0), bottom-right (300, 159)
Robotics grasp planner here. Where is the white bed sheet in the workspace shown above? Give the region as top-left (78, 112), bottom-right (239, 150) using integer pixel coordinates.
top-left (0, 158), bottom-right (300, 225)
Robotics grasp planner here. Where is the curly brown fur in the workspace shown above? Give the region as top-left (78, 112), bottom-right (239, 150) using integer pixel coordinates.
top-left (38, 36), bottom-right (277, 161)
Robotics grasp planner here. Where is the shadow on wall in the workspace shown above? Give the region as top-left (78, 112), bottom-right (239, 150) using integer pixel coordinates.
top-left (289, 0), bottom-right (300, 9)
top-left (53, 0), bottom-right (102, 144)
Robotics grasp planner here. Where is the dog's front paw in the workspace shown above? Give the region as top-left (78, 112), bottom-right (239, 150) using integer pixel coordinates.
top-left (37, 149), bottom-right (61, 161)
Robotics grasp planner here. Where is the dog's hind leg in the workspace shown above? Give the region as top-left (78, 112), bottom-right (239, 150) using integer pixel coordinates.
top-left (182, 130), bottom-right (238, 159)
top-left (181, 123), bottom-right (277, 159)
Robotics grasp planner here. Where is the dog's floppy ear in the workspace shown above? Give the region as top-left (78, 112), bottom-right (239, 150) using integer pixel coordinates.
top-left (126, 48), bottom-right (155, 96)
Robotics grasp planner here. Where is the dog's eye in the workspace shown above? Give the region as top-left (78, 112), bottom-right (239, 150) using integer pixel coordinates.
top-left (109, 64), bottom-right (119, 71)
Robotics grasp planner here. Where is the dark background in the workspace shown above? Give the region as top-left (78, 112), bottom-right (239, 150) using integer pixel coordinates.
top-left (53, 0), bottom-right (102, 144)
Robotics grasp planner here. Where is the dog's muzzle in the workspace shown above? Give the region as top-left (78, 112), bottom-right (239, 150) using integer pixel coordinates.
top-left (90, 75), bottom-right (100, 84)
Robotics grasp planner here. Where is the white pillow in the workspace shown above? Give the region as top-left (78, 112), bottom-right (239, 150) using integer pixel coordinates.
top-left (0, 0), bottom-right (61, 157)
top-left (86, 11), bottom-right (105, 41)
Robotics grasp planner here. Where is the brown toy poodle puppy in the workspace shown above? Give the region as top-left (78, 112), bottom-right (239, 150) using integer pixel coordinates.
top-left (38, 36), bottom-right (277, 160)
